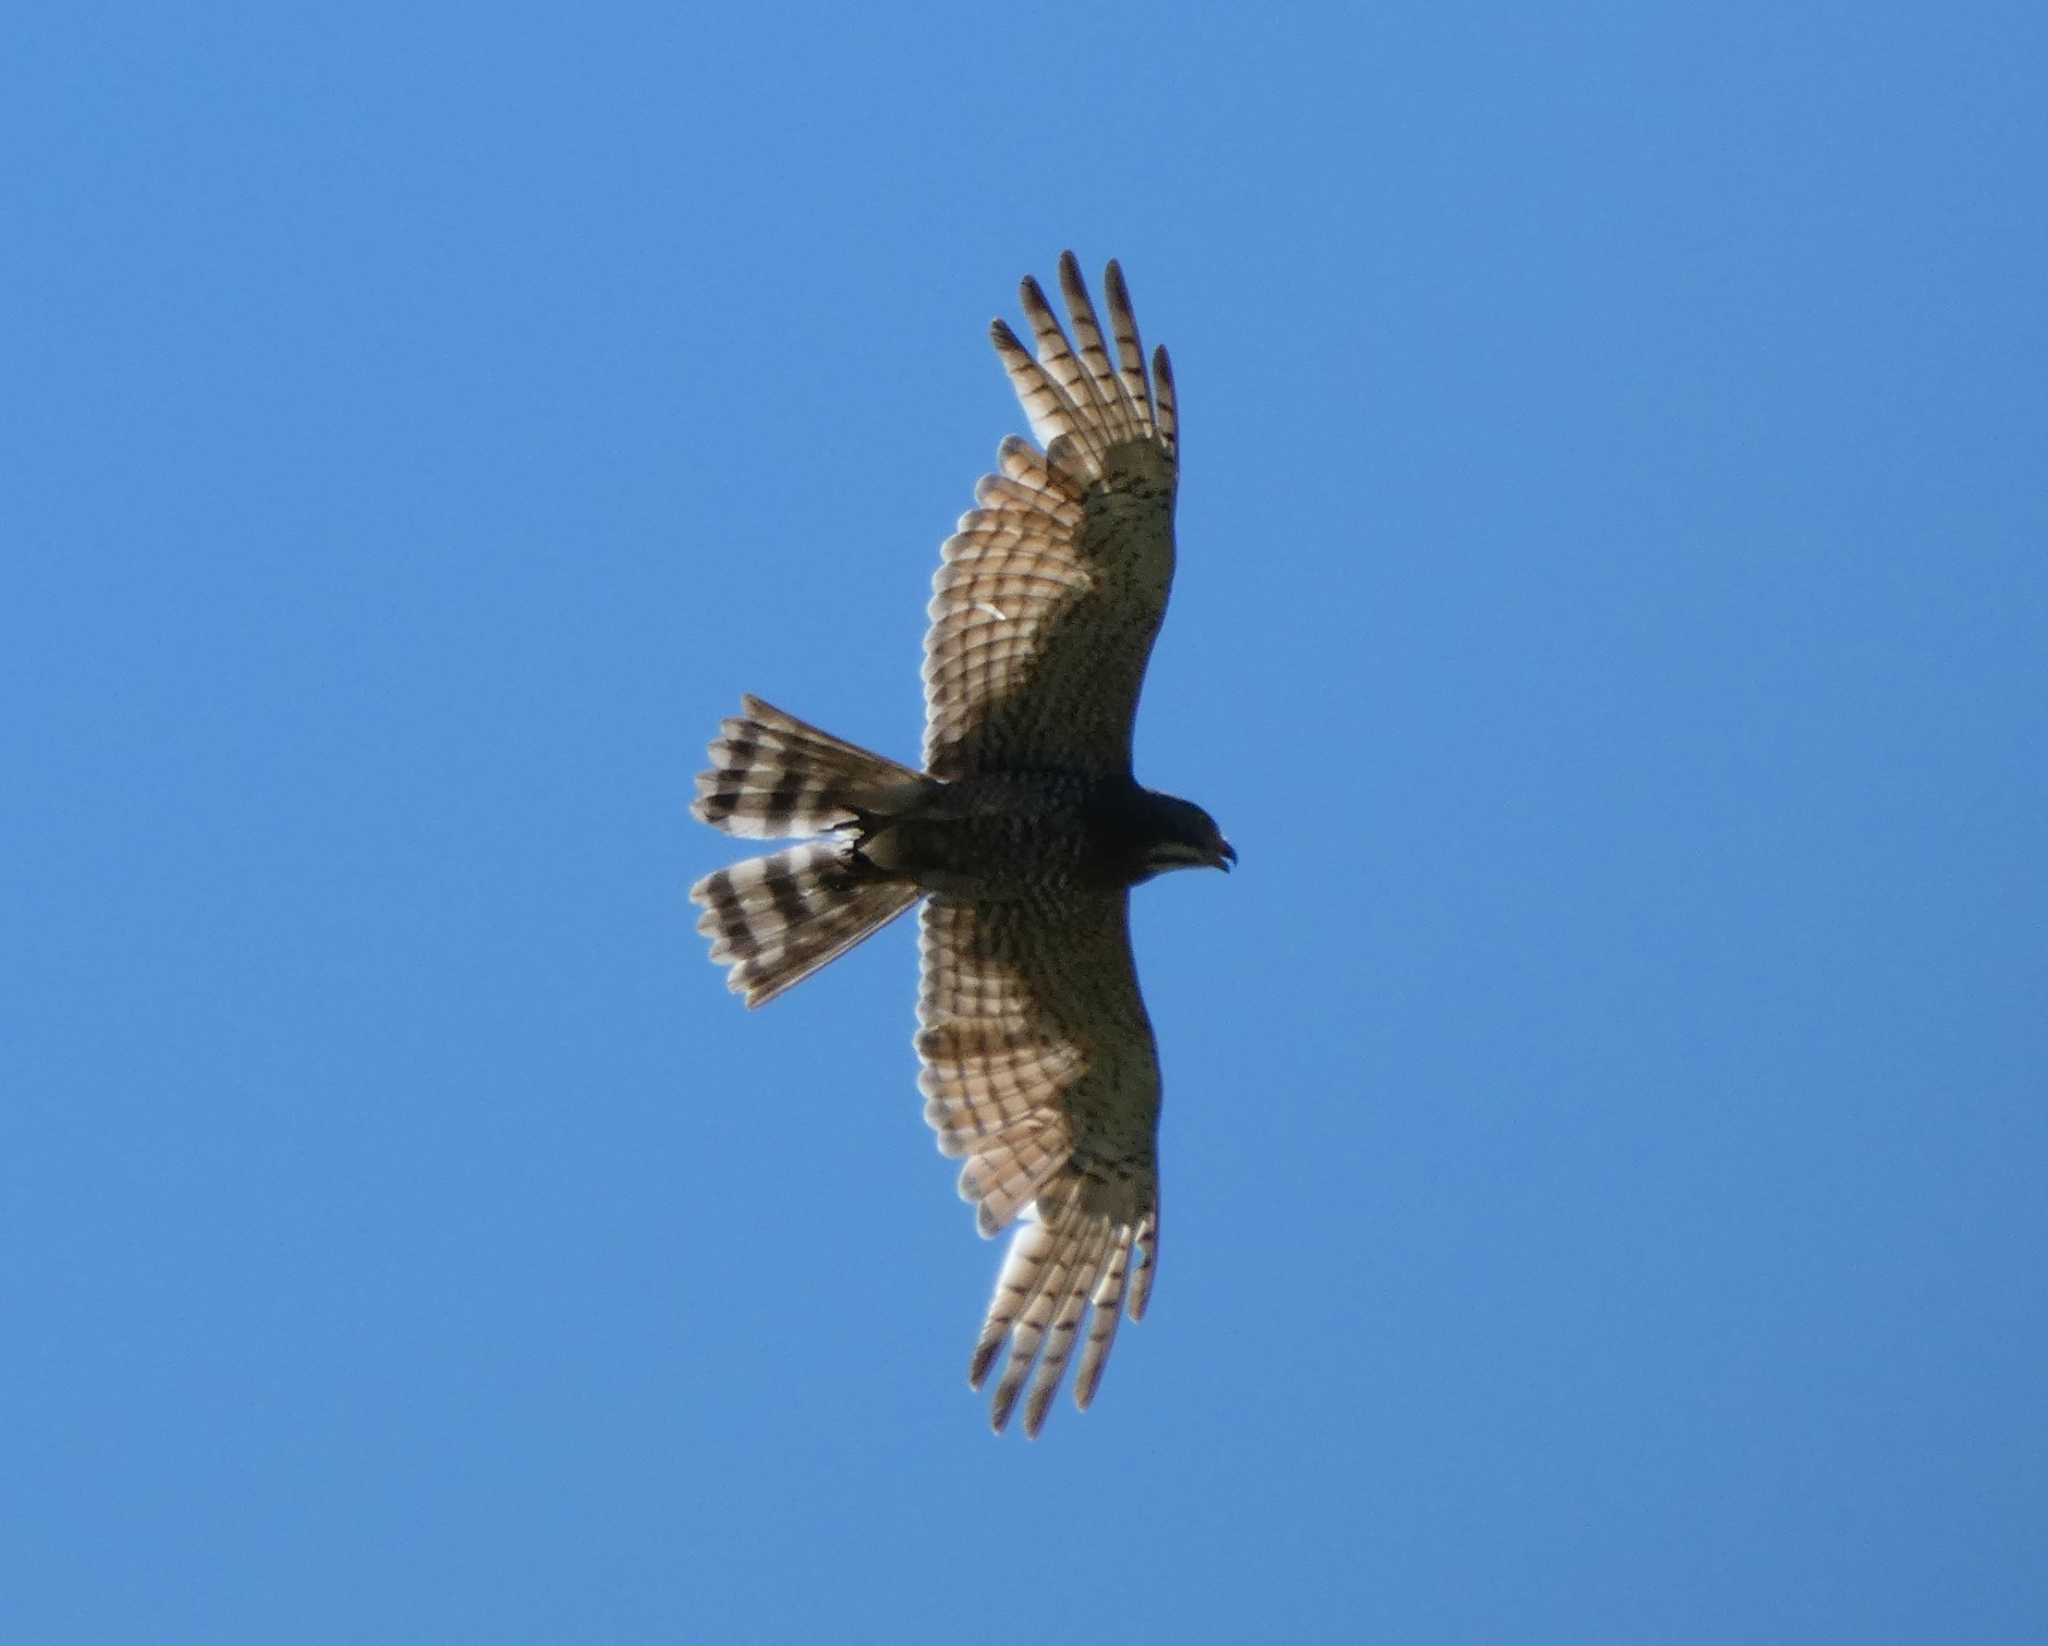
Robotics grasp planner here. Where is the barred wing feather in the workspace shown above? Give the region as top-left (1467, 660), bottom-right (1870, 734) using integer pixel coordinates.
top-left (917, 894), bottom-right (1161, 1436)
top-left (923, 253), bottom-right (1179, 782)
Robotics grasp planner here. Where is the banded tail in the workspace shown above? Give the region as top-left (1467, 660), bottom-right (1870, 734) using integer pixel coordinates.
top-left (690, 696), bottom-right (926, 1007)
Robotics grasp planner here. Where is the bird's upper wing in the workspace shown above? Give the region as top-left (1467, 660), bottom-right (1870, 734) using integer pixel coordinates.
top-left (916, 892), bottom-right (1161, 1437)
top-left (922, 253), bottom-right (1179, 782)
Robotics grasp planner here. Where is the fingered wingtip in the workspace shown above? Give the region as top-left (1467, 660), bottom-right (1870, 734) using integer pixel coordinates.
top-left (967, 1336), bottom-right (1002, 1392)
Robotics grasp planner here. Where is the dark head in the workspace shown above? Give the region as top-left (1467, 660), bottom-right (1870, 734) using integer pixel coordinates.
top-left (1133, 792), bottom-right (1236, 883)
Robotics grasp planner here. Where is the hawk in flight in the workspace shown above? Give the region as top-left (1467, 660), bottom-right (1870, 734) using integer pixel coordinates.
top-left (690, 254), bottom-right (1233, 1436)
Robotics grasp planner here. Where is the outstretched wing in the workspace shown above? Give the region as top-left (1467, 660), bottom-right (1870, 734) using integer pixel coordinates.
top-left (922, 253), bottom-right (1179, 782)
top-left (916, 893), bottom-right (1161, 1437)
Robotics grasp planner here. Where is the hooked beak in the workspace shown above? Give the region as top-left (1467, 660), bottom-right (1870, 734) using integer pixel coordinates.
top-left (1211, 839), bottom-right (1237, 873)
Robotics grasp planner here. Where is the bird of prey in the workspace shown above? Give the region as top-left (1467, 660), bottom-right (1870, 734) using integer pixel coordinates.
top-left (690, 253), bottom-right (1233, 1437)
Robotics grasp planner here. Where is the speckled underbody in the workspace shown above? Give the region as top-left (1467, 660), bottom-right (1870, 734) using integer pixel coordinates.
top-left (846, 772), bottom-right (1205, 900)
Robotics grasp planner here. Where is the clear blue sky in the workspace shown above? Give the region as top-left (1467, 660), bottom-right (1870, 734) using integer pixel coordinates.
top-left (6, 4), bottom-right (2043, 1641)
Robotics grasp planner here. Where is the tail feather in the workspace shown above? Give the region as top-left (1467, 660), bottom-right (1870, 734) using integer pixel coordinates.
top-left (691, 697), bottom-right (930, 1004)
top-left (692, 842), bottom-right (918, 1008)
top-left (693, 695), bottom-right (926, 840)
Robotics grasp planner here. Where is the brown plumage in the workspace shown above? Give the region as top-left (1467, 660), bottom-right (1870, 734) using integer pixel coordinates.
top-left (690, 254), bottom-right (1232, 1436)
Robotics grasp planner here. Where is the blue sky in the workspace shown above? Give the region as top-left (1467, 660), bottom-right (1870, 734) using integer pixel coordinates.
top-left (6, 3), bottom-right (2043, 1641)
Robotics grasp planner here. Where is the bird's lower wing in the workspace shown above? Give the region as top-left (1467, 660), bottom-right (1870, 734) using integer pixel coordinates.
top-left (915, 893), bottom-right (1161, 1437)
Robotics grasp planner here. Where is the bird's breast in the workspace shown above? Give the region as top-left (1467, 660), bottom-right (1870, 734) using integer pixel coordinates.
top-left (858, 773), bottom-right (1123, 900)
